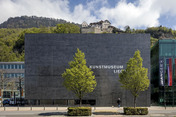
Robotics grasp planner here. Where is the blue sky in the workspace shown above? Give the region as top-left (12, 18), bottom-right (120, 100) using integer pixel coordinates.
top-left (1, 0), bottom-right (176, 29)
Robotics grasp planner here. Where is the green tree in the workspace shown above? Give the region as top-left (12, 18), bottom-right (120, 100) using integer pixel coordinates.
top-left (62, 48), bottom-right (96, 106)
top-left (53, 23), bottom-right (80, 33)
top-left (0, 45), bottom-right (18, 61)
top-left (119, 50), bottom-right (149, 108)
top-left (124, 25), bottom-right (131, 33)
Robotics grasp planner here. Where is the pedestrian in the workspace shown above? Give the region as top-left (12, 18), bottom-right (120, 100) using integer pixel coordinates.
top-left (117, 98), bottom-right (121, 108)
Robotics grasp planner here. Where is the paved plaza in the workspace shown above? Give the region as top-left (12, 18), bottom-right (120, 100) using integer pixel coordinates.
top-left (0, 106), bottom-right (176, 117)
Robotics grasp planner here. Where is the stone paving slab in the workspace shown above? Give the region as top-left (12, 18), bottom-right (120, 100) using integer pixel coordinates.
top-left (0, 107), bottom-right (67, 111)
top-left (0, 106), bottom-right (176, 117)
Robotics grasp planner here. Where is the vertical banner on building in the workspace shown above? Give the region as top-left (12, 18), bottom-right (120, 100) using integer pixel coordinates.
top-left (166, 58), bottom-right (172, 86)
top-left (159, 58), bottom-right (164, 86)
top-left (175, 59), bottom-right (176, 82)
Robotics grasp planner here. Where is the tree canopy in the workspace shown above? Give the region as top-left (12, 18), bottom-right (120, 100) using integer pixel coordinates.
top-left (62, 48), bottom-right (96, 106)
top-left (53, 23), bottom-right (80, 33)
top-left (119, 50), bottom-right (149, 108)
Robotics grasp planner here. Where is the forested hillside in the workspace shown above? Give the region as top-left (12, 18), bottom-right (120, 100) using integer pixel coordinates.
top-left (0, 28), bottom-right (25, 61)
top-left (0, 16), bottom-right (80, 28)
top-left (123, 26), bottom-right (176, 47)
top-left (0, 23), bottom-right (80, 62)
top-left (1, 16), bottom-right (176, 62)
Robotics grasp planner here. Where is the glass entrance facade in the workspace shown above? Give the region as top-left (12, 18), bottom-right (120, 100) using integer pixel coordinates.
top-left (151, 40), bottom-right (176, 106)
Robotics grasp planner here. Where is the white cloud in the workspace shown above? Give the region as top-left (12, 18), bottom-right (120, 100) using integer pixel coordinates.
top-left (86, 0), bottom-right (108, 11)
top-left (97, 0), bottom-right (176, 29)
top-left (71, 4), bottom-right (98, 23)
top-left (1, 0), bottom-right (176, 29)
top-left (0, 0), bottom-right (72, 23)
top-left (151, 0), bottom-right (176, 16)
top-left (98, 0), bottom-right (160, 28)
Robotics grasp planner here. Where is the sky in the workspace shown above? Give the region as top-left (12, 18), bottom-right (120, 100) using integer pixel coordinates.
top-left (1, 0), bottom-right (176, 29)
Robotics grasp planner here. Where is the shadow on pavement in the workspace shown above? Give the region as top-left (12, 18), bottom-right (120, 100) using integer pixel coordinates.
top-left (93, 112), bottom-right (124, 115)
top-left (38, 112), bottom-right (67, 116)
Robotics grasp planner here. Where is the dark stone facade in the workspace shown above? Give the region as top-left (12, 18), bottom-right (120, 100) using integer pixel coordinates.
top-left (25, 34), bottom-right (150, 107)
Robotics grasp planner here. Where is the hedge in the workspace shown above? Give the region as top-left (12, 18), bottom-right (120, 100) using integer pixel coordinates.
top-left (67, 107), bottom-right (92, 116)
top-left (123, 107), bottom-right (148, 115)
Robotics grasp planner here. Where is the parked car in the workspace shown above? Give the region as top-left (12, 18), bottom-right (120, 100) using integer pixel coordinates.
top-left (3, 99), bottom-right (10, 105)
top-left (9, 98), bottom-right (28, 105)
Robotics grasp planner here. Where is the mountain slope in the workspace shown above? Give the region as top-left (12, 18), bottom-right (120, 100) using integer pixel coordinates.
top-left (0, 16), bottom-right (77, 28)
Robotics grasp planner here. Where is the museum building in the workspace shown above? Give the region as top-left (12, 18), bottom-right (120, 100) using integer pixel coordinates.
top-left (25, 34), bottom-right (150, 106)
top-left (151, 39), bottom-right (176, 106)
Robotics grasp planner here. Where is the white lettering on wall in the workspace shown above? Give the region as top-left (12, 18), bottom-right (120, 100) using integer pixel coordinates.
top-left (89, 65), bottom-right (123, 74)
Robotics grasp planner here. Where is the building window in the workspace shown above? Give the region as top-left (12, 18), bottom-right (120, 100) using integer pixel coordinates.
top-left (11, 65), bottom-right (14, 69)
top-left (0, 64), bottom-right (24, 70)
top-left (22, 64), bottom-right (24, 69)
top-left (8, 65), bottom-right (10, 69)
top-left (15, 65), bottom-right (17, 69)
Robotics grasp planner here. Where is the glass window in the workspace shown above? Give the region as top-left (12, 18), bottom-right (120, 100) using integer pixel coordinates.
top-left (9, 74), bottom-right (12, 78)
top-left (19, 65), bottom-right (22, 69)
top-left (3, 74), bottom-right (5, 78)
top-left (11, 64), bottom-right (14, 69)
top-left (8, 65), bottom-right (10, 69)
top-left (21, 64), bottom-right (23, 69)
top-left (12, 73), bottom-right (14, 78)
top-left (21, 73), bottom-right (24, 78)
top-left (22, 64), bottom-right (24, 69)
top-left (15, 65), bottom-right (17, 69)
top-left (160, 44), bottom-right (174, 57)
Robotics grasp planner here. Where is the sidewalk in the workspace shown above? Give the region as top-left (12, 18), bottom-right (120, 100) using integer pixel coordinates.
top-left (0, 106), bottom-right (176, 117)
top-left (93, 106), bottom-right (176, 117)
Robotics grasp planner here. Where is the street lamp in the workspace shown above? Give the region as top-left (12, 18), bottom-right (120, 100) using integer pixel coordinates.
top-left (18, 75), bottom-right (22, 105)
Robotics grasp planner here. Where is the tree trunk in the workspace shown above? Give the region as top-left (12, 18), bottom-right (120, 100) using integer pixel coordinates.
top-left (134, 96), bottom-right (136, 108)
top-left (79, 98), bottom-right (82, 107)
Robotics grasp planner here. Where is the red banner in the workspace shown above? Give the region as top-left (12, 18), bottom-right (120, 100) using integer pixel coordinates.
top-left (166, 58), bottom-right (172, 86)
top-left (169, 58), bottom-right (172, 86)
top-left (175, 59), bottom-right (176, 83)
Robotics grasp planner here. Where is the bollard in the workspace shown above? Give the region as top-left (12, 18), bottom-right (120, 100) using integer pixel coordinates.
top-left (57, 104), bottom-right (58, 110)
top-left (18, 105), bottom-right (19, 111)
top-left (44, 105), bottom-right (45, 111)
top-left (31, 105), bottom-right (32, 110)
top-left (4, 107), bottom-right (5, 111)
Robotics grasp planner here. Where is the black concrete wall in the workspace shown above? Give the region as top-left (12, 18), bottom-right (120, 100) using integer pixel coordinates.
top-left (25, 34), bottom-right (150, 107)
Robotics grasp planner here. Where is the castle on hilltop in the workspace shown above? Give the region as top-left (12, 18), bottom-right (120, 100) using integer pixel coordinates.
top-left (81, 20), bottom-right (115, 33)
